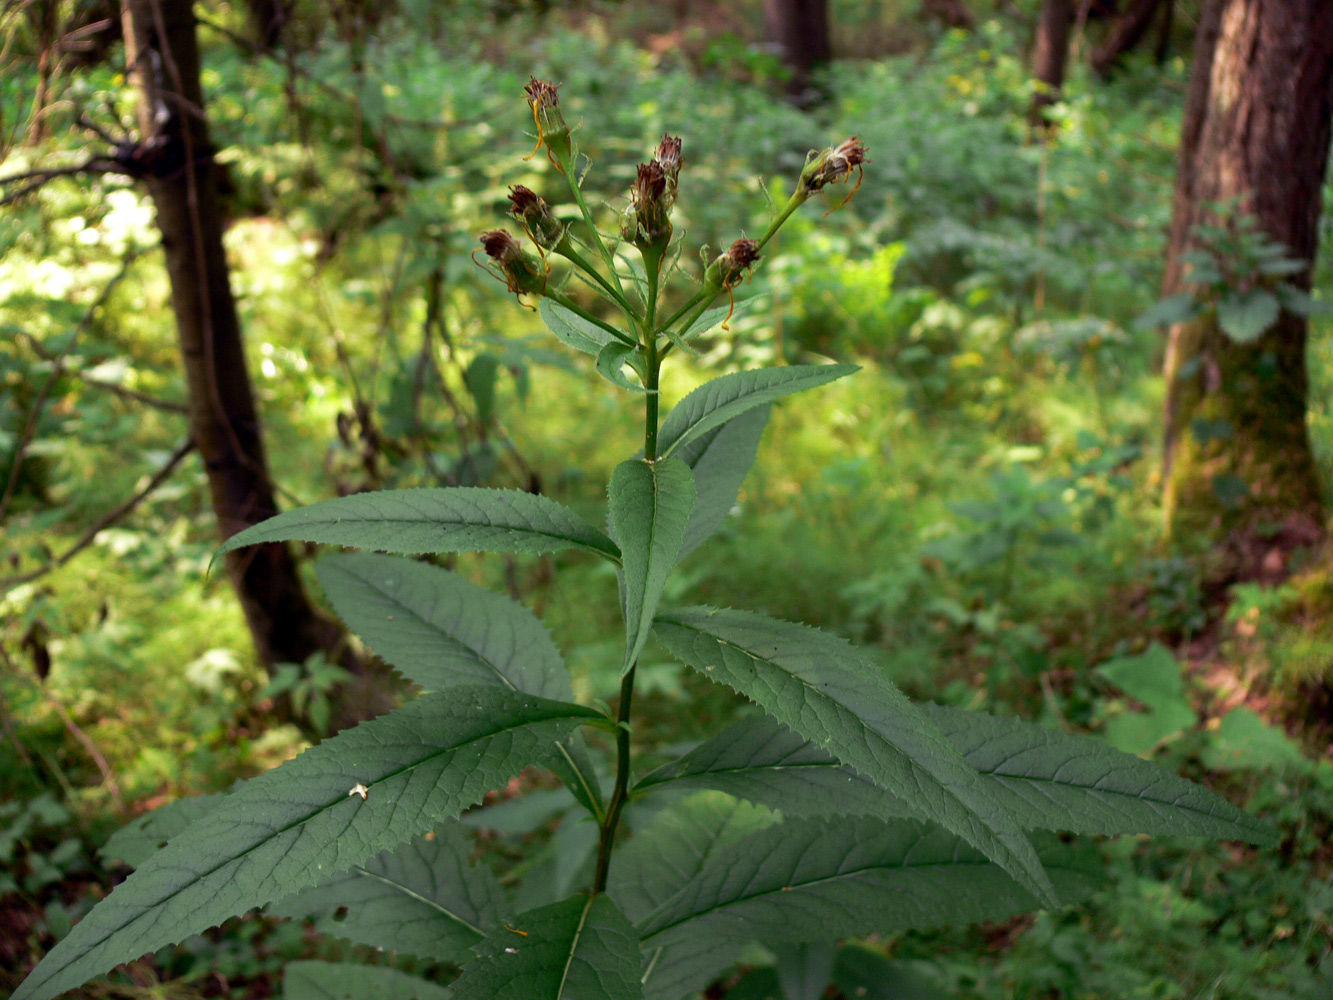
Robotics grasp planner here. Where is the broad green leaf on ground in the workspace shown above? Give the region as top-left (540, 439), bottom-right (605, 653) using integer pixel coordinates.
top-left (284, 961), bottom-right (452, 1000)
top-left (268, 822), bottom-right (508, 963)
top-left (461, 787), bottom-right (576, 834)
top-left (777, 942), bottom-right (837, 1000)
top-left (1217, 288), bottom-right (1280, 343)
top-left (216, 488), bottom-right (620, 563)
top-left (919, 704), bottom-right (1275, 843)
top-left (513, 811), bottom-right (602, 913)
top-left (450, 894), bottom-right (645, 1000)
top-left (1097, 644), bottom-right (1196, 754)
top-left (12, 688), bottom-right (600, 1000)
top-left (637, 710), bottom-right (1272, 842)
top-left (656, 365), bottom-right (857, 459)
top-left (833, 947), bottom-right (945, 1000)
top-left (540, 298), bottom-right (622, 356)
top-left (633, 714), bottom-right (914, 821)
top-left (609, 792), bottom-right (778, 1000)
top-left (100, 792), bottom-right (225, 868)
top-left (673, 405), bottom-right (769, 559)
top-left (652, 607), bottom-right (1057, 906)
top-left (636, 816), bottom-right (1099, 948)
top-left (609, 459), bottom-right (694, 670)
top-left (315, 553), bottom-right (571, 698)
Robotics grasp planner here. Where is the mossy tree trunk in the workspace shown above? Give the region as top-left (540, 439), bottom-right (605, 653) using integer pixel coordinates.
top-left (122, 0), bottom-right (394, 730)
top-left (1160, 0), bottom-right (1333, 567)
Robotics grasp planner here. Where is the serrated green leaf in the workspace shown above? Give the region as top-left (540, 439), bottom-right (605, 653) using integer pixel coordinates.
top-left (268, 822), bottom-right (508, 963)
top-left (13, 688), bottom-right (600, 1000)
top-left (1132, 292), bottom-right (1199, 331)
top-left (919, 705), bottom-right (1274, 842)
top-left (100, 792), bottom-right (226, 868)
top-left (1216, 289), bottom-right (1279, 343)
top-left (550, 734), bottom-right (607, 822)
top-left (284, 961), bottom-right (452, 1000)
top-left (540, 298), bottom-right (621, 356)
top-left (610, 792), bottom-right (778, 1000)
top-left (451, 894), bottom-right (646, 999)
top-left (657, 365), bottom-right (857, 459)
top-left (633, 715), bottom-right (914, 821)
top-left (315, 553), bottom-right (571, 698)
top-left (636, 708), bottom-right (1272, 843)
top-left (610, 459), bottom-right (695, 671)
top-left (652, 607), bottom-right (1057, 906)
top-left (637, 816), bottom-right (1099, 947)
top-left (597, 342), bottom-right (652, 393)
top-left (216, 488), bottom-right (620, 563)
top-left (673, 405), bottom-right (769, 559)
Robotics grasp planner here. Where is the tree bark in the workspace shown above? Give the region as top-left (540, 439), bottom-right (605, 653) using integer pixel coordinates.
top-left (1029, 0), bottom-right (1075, 127)
top-left (921, 0), bottom-right (977, 29)
top-left (1091, 0), bottom-right (1165, 77)
top-left (121, 0), bottom-right (394, 730)
top-left (763, 0), bottom-right (833, 106)
top-left (1160, 0), bottom-right (1333, 569)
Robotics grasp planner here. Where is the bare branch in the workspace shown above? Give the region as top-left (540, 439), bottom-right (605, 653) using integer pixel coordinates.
top-left (0, 437), bottom-right (195, 595)
top-left (0, 155), bottom-right (132, 206)
top-left (19, 334), bottom-right (190, 414)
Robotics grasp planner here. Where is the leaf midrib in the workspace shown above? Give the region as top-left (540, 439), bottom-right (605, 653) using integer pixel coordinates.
top-left (349, 865), bottom-right (486, 937)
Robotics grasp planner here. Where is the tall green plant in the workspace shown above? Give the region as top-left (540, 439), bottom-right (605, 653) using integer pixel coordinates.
top-left (15, 80), bottom-right (1274, 1000)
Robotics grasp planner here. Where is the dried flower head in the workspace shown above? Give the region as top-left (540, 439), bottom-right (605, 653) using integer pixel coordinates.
top-left (507, 185), bottom-right (565, 251)
top-left (523, 76), bottom-right (572, 167)
top-left (654, 134), bottom-right (682, 206)
top-left (798, 136), bottom-right (868, 210)
top-left (702, 238), bottom-right (762, 328)
top-left (476, 229), bottom-right (547, 300)
top-left (625, 160), bottom-right (672, 249)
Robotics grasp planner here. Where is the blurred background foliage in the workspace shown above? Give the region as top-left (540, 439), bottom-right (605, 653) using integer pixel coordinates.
top-left (1, 0), bottom-right (1331, 996)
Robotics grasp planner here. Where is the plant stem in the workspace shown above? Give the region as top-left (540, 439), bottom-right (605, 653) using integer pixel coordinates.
top-left (557, 149), bottom-right (628, 303)
top-left (592, 263), bottom-right (662, 895)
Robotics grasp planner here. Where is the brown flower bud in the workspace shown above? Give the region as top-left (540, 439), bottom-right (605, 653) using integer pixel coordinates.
top-left (523, 76), bottom-right (572, 165)
top-left (704, 238), bottom-right (761, 291)
top-left (654, 133), bottom-right (682, 207)
top-left (478, 229), bottom-right (547, 297)
top-left (625, 160), bottom-right (672, 249)
top-left (507, 185), bottom-right (565, 251)
top-left (798, 136), bottom-right (868, 197)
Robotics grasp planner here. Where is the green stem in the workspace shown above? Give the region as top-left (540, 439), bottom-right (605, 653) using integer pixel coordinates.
top-left (556, 241), bottom-right (624, 306)
top-left (557, 150), bottom-right (628, 302)
top-left (756, 190), bottom-right (807, 252)
top-left (592, 280), bottom-right (662, 896)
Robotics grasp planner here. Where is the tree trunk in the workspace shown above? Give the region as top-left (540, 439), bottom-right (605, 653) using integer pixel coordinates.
top-left (1029, 0), bottom-right (1075, 127)
top-left (1091, 0), bottom-right (1165, 77)
top-left (1160, 0), bottom-right (1333, 571)
top-left (922, 0), bottom-right (977, 29)
top-left (244, 0), bottom-right (294, 51)
top-left (121, 0), bottom-right (394, 730)
top-left (763, 0), bottom-right (833, 106)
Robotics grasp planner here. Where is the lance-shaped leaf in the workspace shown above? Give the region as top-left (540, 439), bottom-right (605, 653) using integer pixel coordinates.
top-left (598, 342), bottom-right (653, 393)
top-left (609, 792), bottom-right (777, 1000)
top-left (610, 459), bottom-right (695, 671)
top-left (635, 709), bottom-right (1273, 843)
top-left (674, 405), bottom-right (769, 559)
top-left (450, 894), bottom-right (645, 1000)
top-left (100, 792), bottom-right (226, 868)
top-left (540, 298), bottom-right (622, 356)
top-left (12, 688), bottom-right (601, 1000)
top-left (269, 822), bottom-right (508, 964)
top-left (633, 715), bottom-right (913, 821)
top-left (315, 554), bottom-right (603, 820)
top-left (284, 961), bottom-right (453, 1000)
top-left (637, 816), bottom-right (1100, 948)
top-left (652, 607), bottom-right (1057, 906)
top-left (918, 703), bottom-right (1276, 842)
top-left (315, 553), bottom-right (571, 698)
top-left (216, 488), bottom-right (620, 564)
top-left (656, 365), bottom-right (857, 459)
